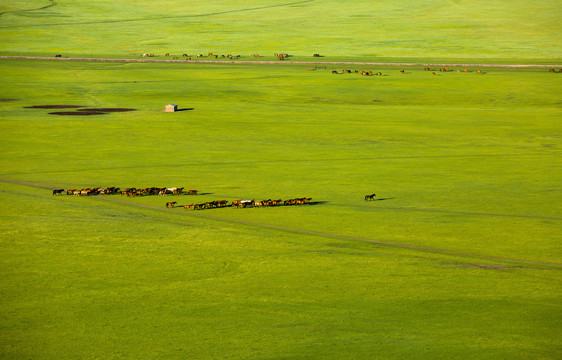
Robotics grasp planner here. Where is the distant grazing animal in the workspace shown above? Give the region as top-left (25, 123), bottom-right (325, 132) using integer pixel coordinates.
top-left (173, 57), bottom-right (178, 60)
top-left (424, 67), bottom-right (430, 71)
top-left (165, 53), bottom-right (170, 57)
top-left (432, 72), bottom-right (436, 75)
top-left (184, 204), bottom-right (194, 210)
top-left (313, 53), bottom-right (320, 57)
top-left (376, 72), bottom-right (382, 76)
top-left (549, 68), bottom-right (556, 73)
top-left (52, 189), bottom-right (64, 195)
top-left (332, 70), bottom-right (338, 74)
top-left (187, 189), bottom-right (198, 195)
top-left (364, 194), bottom-right (376, 201)
top-left (183, 54), bottom-right (188, 57)
top-left (55, 54), bottom-right (62, 58)
top-left (166, 202), bottom-right (177, 208)
top-left (400, 70), bottom-right (405, 73)
top-left (476, 70), bottom-right (482, 74)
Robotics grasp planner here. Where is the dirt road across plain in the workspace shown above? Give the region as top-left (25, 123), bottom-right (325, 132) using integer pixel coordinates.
top-left (1, 56), bottom-right (561, 68)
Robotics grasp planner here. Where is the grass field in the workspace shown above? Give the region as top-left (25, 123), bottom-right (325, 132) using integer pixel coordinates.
top-left (1, 0), bottom-right (561, 359)
top-left (1, 0), bottom-right (561, 61)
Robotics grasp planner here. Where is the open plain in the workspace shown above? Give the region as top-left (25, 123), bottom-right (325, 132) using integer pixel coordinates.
top-left (1, 1), bottom-right (561, 359)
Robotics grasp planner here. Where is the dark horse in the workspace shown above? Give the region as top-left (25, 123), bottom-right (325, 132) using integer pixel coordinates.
top-left (52, 189), bottom-right (64, 195)
top-left (364, 193), bottom-right (376, 201)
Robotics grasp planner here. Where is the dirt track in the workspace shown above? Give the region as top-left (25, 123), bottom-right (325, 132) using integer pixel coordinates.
top-left (1, 56), bottom-right (560, 68)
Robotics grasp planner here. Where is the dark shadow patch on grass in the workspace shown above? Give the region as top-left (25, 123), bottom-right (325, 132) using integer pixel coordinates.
top-left (0, 98), bottom-right (18, 102)
top-left (176, 108), bottom-right (194, 112)
top-left (49, 111), bottom-right (108, 116)
top-left (25, 105), bottom-right (86, 109)
top-left (79, 108), bottom-right (136, 112)
top-left (373, 197), bottom-right (394, 201)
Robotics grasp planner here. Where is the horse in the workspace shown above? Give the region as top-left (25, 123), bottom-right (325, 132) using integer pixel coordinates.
top-left (52, 189), bottom-right (64, 195)
top-left (364, 194), bottom-right (376, 201)
top-left (184, 204), bottom-right (194, 210)
top-left (166, 202), bottom-right (177, 208)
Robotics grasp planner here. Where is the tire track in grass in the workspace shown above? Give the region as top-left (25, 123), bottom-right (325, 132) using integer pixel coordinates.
top-left (327, 202), bottom-right (562, 222)
top-left (0, 0), bottom-right (314, 28)
top-left (0, 0), bottom-right (56, 17)
top-left (1, 177), bottom-right (560, 269)
top-left (96, 196), bottom-right (562, 269)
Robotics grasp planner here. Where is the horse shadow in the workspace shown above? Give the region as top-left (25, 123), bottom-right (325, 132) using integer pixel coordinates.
top-left (176, 108), bottom-right (194, 112)
top-left (373, 197), bottom-right (394, 201)
top-left (307, 201), bottom-right (328, 206)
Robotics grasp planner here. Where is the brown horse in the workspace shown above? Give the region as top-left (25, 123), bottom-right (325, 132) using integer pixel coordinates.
top-left (364, 194), bottom-right (376, 201)
top-left (166, 202), bottom-right (177, 208)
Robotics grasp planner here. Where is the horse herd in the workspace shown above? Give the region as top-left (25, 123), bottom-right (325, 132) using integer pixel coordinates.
top-left (166, 197), bottom-right (313, 210)
top-left (53, 187), bottom-right (198, 196)
top-left (140, 52), bottom-right (327, 61)
top-left (330, 67), bottom-right (489, 76)
top-left (53, 187), bottom-right (378, 209)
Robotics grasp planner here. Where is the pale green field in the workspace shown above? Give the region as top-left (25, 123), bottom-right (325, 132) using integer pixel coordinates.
top-left (1, 0), bottom-right (561, 60)
top-left (1, 0), bottom-right (561, 359)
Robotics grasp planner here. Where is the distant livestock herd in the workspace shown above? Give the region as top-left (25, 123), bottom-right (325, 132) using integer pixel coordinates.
top-left (139, 52), bottom-right (320, 61)
top-left (54, 186), bottom-right (198, 197)
top-left (51, 186), bottom-right (324, 211)
top-left (167, 197), bottom-right (313, 210)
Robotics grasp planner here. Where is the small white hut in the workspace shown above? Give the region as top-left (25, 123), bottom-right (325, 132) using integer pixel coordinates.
top-left (165, 104), bottom-right (178, 112)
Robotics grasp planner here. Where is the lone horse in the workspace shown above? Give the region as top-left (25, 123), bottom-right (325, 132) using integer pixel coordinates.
top-left (364, 193), bottom-right (376, 201)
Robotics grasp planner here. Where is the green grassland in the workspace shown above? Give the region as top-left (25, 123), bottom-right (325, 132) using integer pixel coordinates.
top-left (1, 0), bottom-right (561, 359)
top-left (1, 0), bottom-right (561, 61)
top-left (1, 59), bottom-right (561, 359)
